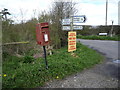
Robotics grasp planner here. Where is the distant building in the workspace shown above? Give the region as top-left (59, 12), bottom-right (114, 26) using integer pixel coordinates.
top-left (118, 1), bottom-right (120, 25)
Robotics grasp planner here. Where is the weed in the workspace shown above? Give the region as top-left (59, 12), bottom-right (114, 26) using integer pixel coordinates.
top-left (2, 43), bottom-right (104, 88)
top-left (23, 56), bottom-right (35, 63)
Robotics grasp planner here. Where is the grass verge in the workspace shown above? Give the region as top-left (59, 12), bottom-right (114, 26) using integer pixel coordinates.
top-left (2, 43), bottom-right (104, 88)
top-left (77, 35), bottom-right (120, 41)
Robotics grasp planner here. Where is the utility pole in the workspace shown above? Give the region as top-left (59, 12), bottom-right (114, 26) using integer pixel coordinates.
top-left (118, 1), bottom-right (120, 25)
top-left (110, 20), bottom-right (114, 37)
top-left (105, 0), bottom-right (108, 26)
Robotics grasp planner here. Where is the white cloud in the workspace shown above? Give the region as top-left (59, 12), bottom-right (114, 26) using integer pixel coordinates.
top-left (0, 0), bottom-right (52, 23)
top-left (0, 0), bottom-right (119, 25)
top-left (74, 0), bottom-right (119, 25)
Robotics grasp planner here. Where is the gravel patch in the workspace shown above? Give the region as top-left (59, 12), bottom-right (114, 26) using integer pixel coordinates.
top-left (43, 61), bottom-right (119, 88)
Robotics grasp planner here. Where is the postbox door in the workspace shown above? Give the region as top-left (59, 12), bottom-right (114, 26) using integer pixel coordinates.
top-left (36, 23), bottom-right (50, 46)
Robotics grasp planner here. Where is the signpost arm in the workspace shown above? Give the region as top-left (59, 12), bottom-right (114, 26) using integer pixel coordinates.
top-left (43, 46), bottom-right (48, 69)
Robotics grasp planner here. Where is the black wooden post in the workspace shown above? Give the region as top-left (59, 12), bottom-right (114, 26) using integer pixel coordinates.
top-left (43, 46), bottom-right (48, 69)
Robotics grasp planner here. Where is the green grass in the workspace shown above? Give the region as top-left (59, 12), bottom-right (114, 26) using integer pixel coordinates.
top-left (2, 43), bottom-right (104, 88)
top-left (0, 66), bottom-right (2, 88)
top-left (77, 35), bottom-right (120, 41)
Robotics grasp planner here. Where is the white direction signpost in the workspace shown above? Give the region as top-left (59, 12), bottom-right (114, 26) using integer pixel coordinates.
top-left (72, 15), bottom-right (86, 23)
top-left (62, 15), bottom-right (86, 31)
top-left (73, 26), bottom-right (83, 30)
top-left (62, 26), bottom-right (71, 30)
top-left (62, 18), bottom-right (71, 25)
top-left (62, 26), bottom-right (83, 30)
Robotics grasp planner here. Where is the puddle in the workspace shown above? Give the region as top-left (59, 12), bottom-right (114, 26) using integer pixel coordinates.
top-left (113, 60), bottom-right (120, 64)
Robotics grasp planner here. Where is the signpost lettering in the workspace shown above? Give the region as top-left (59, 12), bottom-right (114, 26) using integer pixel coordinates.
top-left (62, 26), bottom-right (71, 30)
top-left (68, 31), bottom-right (76, 52)
top-left (73, 26), bottom-right (83, 30)
top-left (62, 18), bottom-right (71, 25)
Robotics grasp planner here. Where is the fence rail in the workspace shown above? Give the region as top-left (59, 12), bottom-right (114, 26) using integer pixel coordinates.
top-left (2, 41), bottom-right (30, 46)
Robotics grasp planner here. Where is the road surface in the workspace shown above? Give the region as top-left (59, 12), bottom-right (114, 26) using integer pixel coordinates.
top-left (43, 39), bottom-right (119, 88)
top-left (78, 39), bottom-right (119, 60)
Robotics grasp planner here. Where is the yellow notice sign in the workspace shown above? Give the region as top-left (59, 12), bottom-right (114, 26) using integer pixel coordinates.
top-left (68, 31), bottom-right (76, 52)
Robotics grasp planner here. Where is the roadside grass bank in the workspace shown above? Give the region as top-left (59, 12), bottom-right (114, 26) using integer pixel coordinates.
top-left (77, 35), bottom-right (120, 41)
top-left (2, 43), bottom-right (104, 88)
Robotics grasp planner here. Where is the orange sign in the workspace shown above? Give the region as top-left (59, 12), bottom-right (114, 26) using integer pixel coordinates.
top-left (68, 31), bottom-right (76, 52)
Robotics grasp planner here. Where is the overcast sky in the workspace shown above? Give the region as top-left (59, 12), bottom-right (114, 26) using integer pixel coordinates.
top-left (0, 0), bottom-right (119, 25)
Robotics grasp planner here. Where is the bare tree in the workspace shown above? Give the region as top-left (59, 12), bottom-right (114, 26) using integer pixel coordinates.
top-left (49, 0), bottom-right (78, 48)
top-left (50, 0), bottom-right (77, 22)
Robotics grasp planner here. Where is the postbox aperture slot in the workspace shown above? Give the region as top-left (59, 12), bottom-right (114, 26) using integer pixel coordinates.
top-left (41, 27), bottom-right (49, 29)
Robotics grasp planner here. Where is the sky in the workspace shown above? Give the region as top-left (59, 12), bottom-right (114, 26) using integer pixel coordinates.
top-left (0, 0), bottom-right (119, 25)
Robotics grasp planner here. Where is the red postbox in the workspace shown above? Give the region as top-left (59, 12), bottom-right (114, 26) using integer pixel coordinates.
top-left (36, 22), bottom-right (50, 46)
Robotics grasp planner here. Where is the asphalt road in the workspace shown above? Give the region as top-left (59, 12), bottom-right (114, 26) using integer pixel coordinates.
top-left (78, 39), bottom-right (119, 60)
top-left (43, 39), bottom-right (119, 88)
